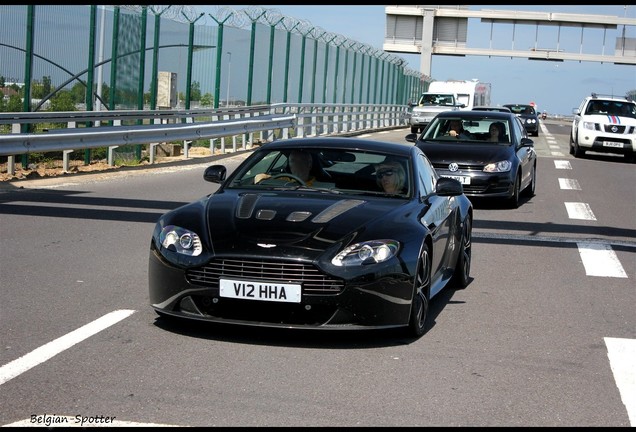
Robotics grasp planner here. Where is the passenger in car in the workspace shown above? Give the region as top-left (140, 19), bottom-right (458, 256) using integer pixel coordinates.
top-left (488, 122), bottom-right (507, 142)
top-left (375, 161), bottom-right (406, 195)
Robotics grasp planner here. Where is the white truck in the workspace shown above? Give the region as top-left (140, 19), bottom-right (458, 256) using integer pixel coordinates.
top-left (408, 79), bottom-right (492, 134)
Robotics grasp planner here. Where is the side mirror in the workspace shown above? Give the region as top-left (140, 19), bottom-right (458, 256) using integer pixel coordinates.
top-left (435, 177), bottom-right (463, 196)
top-left (405, 133), bottom-right (418, 143)
top-left (203, 164), bottom-right (227, 183)
top-left (520, 137), bottom-right (534, 147)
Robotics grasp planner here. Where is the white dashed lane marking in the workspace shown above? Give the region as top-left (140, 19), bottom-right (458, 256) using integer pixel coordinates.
top-left (558, 178), bottom-right (581, 190)
top-left (554, 160), bottom-right (572, 169)
top-left (577, 242), bottom-right (628, 278)
top-left (564, 202), bottom-right (597, 220)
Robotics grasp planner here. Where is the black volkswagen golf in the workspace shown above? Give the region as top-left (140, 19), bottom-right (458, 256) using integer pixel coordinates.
top-left (405, 110), bottom-right (537, 208)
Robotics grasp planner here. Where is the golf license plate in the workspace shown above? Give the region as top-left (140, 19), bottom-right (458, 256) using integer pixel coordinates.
top-left (442, 175), bottom-right (471, 185)
top-left (220, 278), bottom-right (301, 303)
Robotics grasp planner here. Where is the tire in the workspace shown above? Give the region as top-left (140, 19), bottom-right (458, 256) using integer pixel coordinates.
top-left (410, 125), bottom-right (419, 134)
top-left (523, 163), bottom-right (536, 197)
top-left (451, 214), bottom-right (471, 290)
top-left (406, 244), bottom-right (431, 338)
top-left (571, 133), bottom-right (585, 158)
top-left (507, 174), bottom-right (521, 209)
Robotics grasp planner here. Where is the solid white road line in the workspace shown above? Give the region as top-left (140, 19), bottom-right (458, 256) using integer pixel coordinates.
top-left (565, 202), bottom-right (597, 220)
top-left (605, 337), bottom-right (636, 426)
top-left (577, 241), bottom-right (628, 278)
top-left (0, 309), bottom-right (135, 386)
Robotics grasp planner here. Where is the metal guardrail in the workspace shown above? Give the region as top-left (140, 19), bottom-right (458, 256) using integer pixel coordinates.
top-left (0, 105), bottom-right (272, 126)
top-left (0, 103), bottom-right (409, 175)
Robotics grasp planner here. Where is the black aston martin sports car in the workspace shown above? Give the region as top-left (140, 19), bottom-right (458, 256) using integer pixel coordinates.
top-left (148, 137), bottom-right (473, 337)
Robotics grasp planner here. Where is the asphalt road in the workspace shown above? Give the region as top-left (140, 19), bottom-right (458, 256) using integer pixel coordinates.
top-left (0, 120), bottom-right (634, 427)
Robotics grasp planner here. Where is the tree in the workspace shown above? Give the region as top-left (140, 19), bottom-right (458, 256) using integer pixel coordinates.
top-left (200, 92), bottom-right (213, 107)
top-left (190, 80), bottom-right (201, 101)
top-left (49, 90), bottom-right (76, 111)
top-left (626, 89), bottom-right (636, 102)
top-left (99, 83), bottom-right (110, 106)
top-left (42, 76), bottom-right (51, 97)
top-left (7, 94), bottom-right (22, 112)
top-left (70, 82), bottom-right (86, 104)
top-left (9, 83), bottom-right (21, 95)
top-left (0, 76), bottom-right (5, 88)
top-left (31, 76), bottom-right (52, 99)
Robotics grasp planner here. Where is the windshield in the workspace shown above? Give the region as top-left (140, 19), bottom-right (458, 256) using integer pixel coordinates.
top-left (585, 100), bottom-right (636, 118)
top-left (227, 148), bottom-right (413, 198)
top-left (417, 93), bottom-right (456, 106)
top-left (421, 117), bottom-right (511, 144)
top-left (505, 105), bottom-right (536, 115)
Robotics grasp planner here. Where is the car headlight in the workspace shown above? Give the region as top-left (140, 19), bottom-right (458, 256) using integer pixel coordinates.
top-left (159, 225), bottom-right (202, 256)
top-left (526, 119), bottom-right (537, 124)
top-left (331, 240), bottom-right (400, 267)
top-left (483, 160), bottom-right (512, 173)
top-left (582, 121), bottom-right (596, 130)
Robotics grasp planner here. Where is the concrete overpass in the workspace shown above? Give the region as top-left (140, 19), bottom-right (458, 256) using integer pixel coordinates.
top-left (384, 5), bottom-right (636, 78)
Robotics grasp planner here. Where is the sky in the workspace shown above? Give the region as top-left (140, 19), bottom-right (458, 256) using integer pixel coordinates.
top-left (202, 5), bottom-right (636, 116)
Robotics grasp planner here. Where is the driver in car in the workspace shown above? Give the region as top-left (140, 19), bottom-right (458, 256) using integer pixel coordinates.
top-left (255, 150), bottom-right (316, 186)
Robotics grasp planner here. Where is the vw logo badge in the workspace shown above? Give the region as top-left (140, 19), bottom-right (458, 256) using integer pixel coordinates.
top-left (448, 163), bottom-right (459, 172)
top-left (611, 125), bottom-right (618, 133)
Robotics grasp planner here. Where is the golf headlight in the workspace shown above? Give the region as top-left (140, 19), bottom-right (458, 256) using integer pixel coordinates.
top-left (483, 160), bottom-right (512, 173)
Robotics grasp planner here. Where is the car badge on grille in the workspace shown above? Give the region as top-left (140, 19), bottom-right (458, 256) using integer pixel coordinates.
top-left (611, 125), bottom-right (618, 133)
top-left (257, 243), bottom-right (276, 248)
top-left (448, 163), bottom-right (459, 172)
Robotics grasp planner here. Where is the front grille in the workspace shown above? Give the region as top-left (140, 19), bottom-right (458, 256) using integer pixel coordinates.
top-left (603, 124), bottom-right (627, 134)
top-left (432, 162), bottom-right (484, 171)
top-left (186, 258), bottom-right (344, 295)
top-left (190, 295), bottom-right (339, 325)
top-left (461, 184), bottom-right (489, 194)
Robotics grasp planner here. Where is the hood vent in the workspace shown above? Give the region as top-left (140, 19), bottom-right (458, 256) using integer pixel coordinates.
top-left (311, 199), bottom-right (365, 223)
top-left (287, 211), bottom-right (312, 222)
top-left (236, 194), bottom-right (260, 219)
top-left (256, 209), bottom-right (276, 220)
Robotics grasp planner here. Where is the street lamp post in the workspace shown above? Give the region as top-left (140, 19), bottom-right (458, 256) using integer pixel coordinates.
top-left (226, 51), bottom-right (231, 107)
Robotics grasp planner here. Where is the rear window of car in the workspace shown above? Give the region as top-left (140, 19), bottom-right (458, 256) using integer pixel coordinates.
top-left (505, 105), bottom-right (536, 115)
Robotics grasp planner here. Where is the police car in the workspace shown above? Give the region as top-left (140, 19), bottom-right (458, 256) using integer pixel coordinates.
top-left (570, 93), bottom-right (636, 162)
